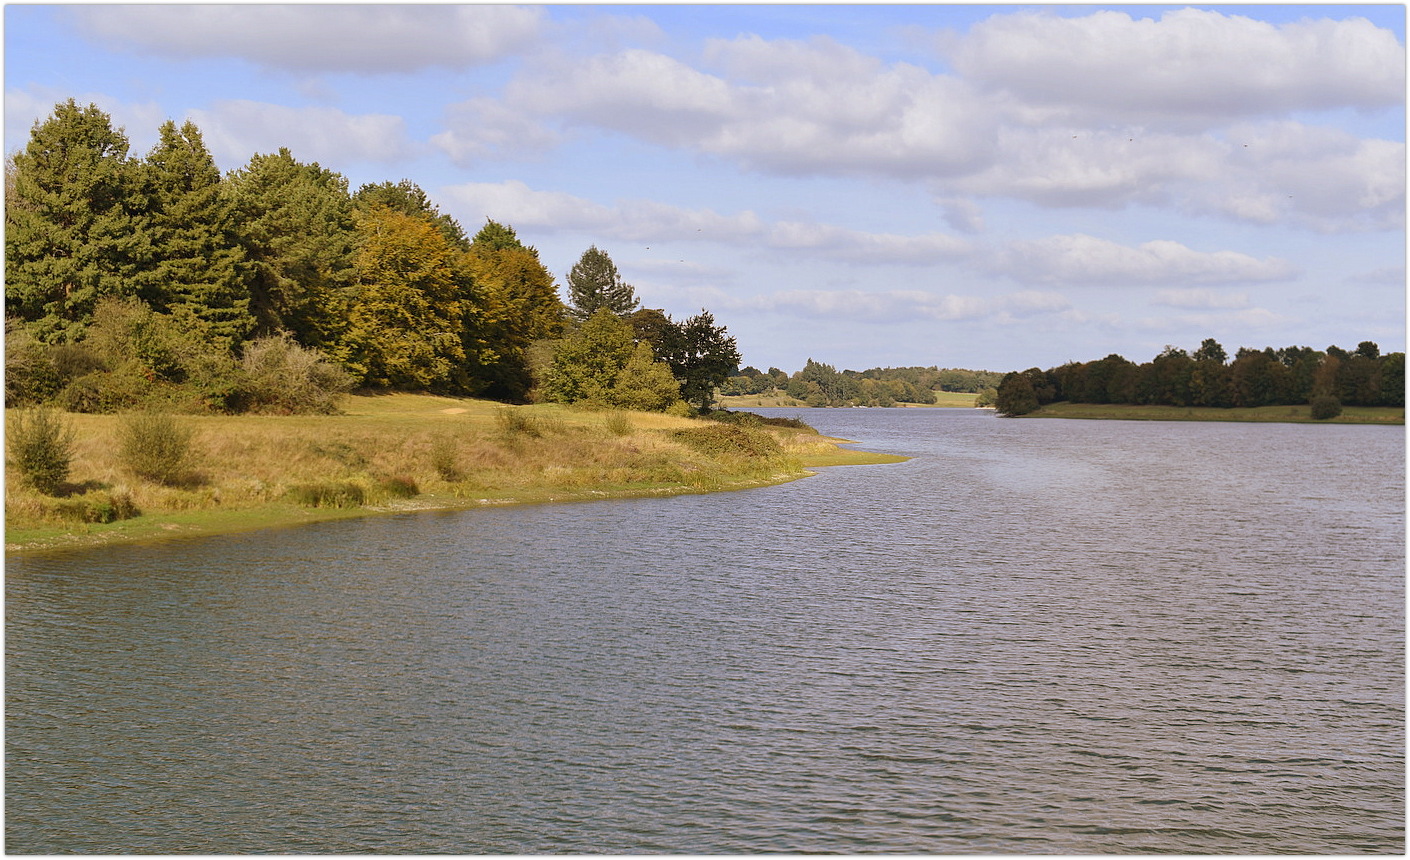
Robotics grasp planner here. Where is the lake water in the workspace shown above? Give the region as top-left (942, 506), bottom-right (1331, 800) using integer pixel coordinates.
top-left (6, 409), bottom-right (1404, 853)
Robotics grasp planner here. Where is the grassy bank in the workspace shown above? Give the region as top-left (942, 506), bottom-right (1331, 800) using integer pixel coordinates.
top-left (1020, 401), bottom-right (1404, 424)
top-left (5, 395), bottom-right (906, 554)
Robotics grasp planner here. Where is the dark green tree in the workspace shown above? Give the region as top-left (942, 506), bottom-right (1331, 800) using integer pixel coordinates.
top-left (995, 371), bottom-right (1040, 416)
top-left (566, 245), bottom-right (638, 322)
top-left (5, 100), bottom-right (145, 341)
top-left (665, 310), bottom-right (741, 410)
top-left (225, 148), bottom-right (356, 347)
top-left (140, 119), bottom-right (253, 348)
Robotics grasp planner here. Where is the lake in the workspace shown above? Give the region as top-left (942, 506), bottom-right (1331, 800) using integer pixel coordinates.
top-left (6, 408), bottom-right (1404, 853)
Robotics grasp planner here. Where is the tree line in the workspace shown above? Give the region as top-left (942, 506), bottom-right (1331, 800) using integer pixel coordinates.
top-left (721, 361), bottom-right (1004, 407)
top-left (995, 338), bottom-right (1405, 418)
top-left (5, 99), bottom-right (740, 415)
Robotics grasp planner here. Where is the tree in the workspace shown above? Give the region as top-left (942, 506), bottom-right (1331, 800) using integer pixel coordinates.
top-left (140, 119), bottom-right (253, 348)
top-left (611, 341), bottom-right (684, 412)
top-left (463, 220), bottom-right (565, 400)
top-left (664, 310), bottom-right (741, 410)
top-left (337, 206), bottom-right (466, 390)
top-left (225, 148), bottom-right (356, 347)
top-left (542, 307), bottom-right (637, 404)
top-left (1194, 338), bottom-right (1228, 364)
top-left (353, 180), bottom-right (469, 251)
top-left (995, 371), bottom-right (1040, 416)
top-left (5, 100), bottom-right (144, 341)
top-left (566, 245), bottom-right (638, 322)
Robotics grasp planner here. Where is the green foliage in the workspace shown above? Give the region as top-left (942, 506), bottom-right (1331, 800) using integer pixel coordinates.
top-left (1310, 394), bottom-right (1343, 420)
top-left (430, 435), bottom-right (463, 481)
top-left (672, 424), bottom-right (783, 459)
top-left (566, 245), bottom-right (638, 322)
top-left (5, 100), bottom-right (143, 340)
top-left (464, 223), bottom-right (566, 401)
top-left (286, 480), bottom-right (366, 508)
top-left (662, 310), bottom-right (741, 411)
top-left (611, 340), bottom-right (684, 412)
top-left (139, 120), bottom-right (253, 347)
top-left (225, 148), bottom-right (355, 346)
top-left (51, 489), bottom-right (140, 524)
top-left (117, 411), bottom-right (196, 486)
top-left (237, 334), bottom-right (351, 414)
top-left (995, 371), bottom-right (1040, 416)
top-left (7, 408), bottom-right (76, 494)
top-left (542, 308), bottom-right (637, 405)
top-left (354, 180), bottom-right (469, 250)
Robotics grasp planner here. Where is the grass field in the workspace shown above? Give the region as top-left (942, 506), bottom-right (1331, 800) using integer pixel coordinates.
top-left (5, 394), bottom-right (905, 554)
top-left (1023, 401), bottom-right (1404, 424)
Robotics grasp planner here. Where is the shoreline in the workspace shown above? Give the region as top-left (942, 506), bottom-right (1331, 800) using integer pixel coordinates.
top-left (1017, 402), bottom-right (1404, 425)
top-left (6, 396), bottom-right (907, 556)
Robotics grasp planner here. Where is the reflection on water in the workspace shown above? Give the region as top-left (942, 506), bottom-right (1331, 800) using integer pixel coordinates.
top-left (7, 410), bottom-right (1404, 853)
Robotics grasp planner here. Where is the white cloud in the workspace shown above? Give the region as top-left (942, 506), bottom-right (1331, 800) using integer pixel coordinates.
top-left (988, 234), bottom-right (1298, 286)
top-left (439, 180), bottom-right (966, 263)
top-left (70, 5), bottom-right (545, 73)
top-left (664, 286), bottom-right (1069, 325)
top-left (187, 101), bottom-right (414, 167)
top-left (6, 86), bottom-right (167, 155)
top-left (1152, 289), bottom-right (1252, 310)
top-left (948, 8), bottom-right (1404, 125)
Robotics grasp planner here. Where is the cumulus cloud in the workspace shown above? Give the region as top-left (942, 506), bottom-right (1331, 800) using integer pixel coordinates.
top-left (439, 180), bottom-right (967, 264)
top-left (947, 8), bottom-right (1405, 125)
top-left (187, 101), bottom-right (414, 166)
top-left (988, 234), bottom-right (1298, 286)
top-left (70, 5), bottom-right (545, 73)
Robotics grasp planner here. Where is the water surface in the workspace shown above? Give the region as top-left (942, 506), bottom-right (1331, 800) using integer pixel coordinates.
top-left (7, 409), bottom-right (1404, 853)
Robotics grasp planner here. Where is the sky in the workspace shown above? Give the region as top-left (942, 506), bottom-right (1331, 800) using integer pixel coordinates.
top-left (4, 3), bottom-right (1405, 373)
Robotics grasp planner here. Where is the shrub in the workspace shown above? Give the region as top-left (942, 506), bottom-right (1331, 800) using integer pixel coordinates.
top-left (496, 407), bottom-right (542, 438)
top-left (430, 435), bottom-right (462, 481)
top-left (672, 424), bottom-right (783, 459)
top-left (1310, 395), bottom-right (1343, 420)
top-left (238, 334), bottom-right (352, 414)
top-left (52, 490), bottom-right (140, 524)
top-left (375, 475), bottom-right (419, 499)
top-left (286, 480), bottom-right (366, 508)
top-left (7, 408), bottom-right (76, 494)
top-left (603, 411), bottom-right (633, 436)
top-left (118, 411), bottom-right (196, 486)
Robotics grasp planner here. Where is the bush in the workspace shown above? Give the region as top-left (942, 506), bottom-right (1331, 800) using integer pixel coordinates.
top-left (286, 480), bottom-right (366, 508)
top-left (7, 408), bottom-right (76, 494)
top-left (238, 334), bottom-right (352, 414)
top-left (52, 489), bottom-right (139, 524)
top-left (603, 411), bottom-right (633, 436)
top-left (375, 475), bottom-right (419, 499)
top-left (672, 424), bottom-right (783, 459)
top-left (1310, 394), bottom-right (1343, 420)
top-left (430, 435), bottom-right (462, 481)
top-left (118, 411), bottom-right (196, 486)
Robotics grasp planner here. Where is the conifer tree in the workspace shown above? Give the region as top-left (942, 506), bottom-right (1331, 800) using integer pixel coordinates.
top-left (565, 245), bottom-right (638, 322)
top-left (5, 100), bottom-right (144, 341)
top-left (141, 120), bottom-right (253, 348)
top-left (225, 148), bottom-right (355, 348)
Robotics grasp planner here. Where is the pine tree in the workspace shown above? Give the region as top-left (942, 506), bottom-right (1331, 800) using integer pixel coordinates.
top-left (5, 100), bottom-right (144, 341)
top-left (225, 148), bottom-right (356, 348)
top-left (141, 120), bottom-right (253, 348)
top-left (565, 245), bottom-right (638, 322)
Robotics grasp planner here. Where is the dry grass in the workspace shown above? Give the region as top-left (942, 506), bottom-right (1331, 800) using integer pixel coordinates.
top-left (7, 394), bottom-right (889, 551)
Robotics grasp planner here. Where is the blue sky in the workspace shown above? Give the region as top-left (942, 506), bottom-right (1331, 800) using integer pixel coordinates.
top-left (5, 4), bottom-right (1404, 373)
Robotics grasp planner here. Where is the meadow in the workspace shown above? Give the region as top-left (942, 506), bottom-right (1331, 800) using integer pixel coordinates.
top-left (5, 395), bottom-right (903, 553)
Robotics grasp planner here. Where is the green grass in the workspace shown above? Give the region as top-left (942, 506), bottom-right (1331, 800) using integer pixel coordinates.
top-left (6, 393), bottom-right (901, 554)
top-left (1023, 402), bottom-right (1404, 424)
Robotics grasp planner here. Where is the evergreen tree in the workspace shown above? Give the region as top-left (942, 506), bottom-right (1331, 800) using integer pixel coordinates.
top-left (225, 148), bottom-right (356, 347)
top-left (5, 100), bottom-right (144, 341)
top-left (140, 119), bottom-right (253, 348)
top-left (565, 245), bottom-right (638, 322)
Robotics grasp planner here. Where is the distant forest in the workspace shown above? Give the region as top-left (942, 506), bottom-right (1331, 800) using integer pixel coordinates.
top-left (995, 338), bottom-right (1404, 418)
top-left (722, 361), bottom-right (1004, 407)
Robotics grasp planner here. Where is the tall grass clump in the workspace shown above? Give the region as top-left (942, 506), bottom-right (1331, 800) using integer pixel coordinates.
top-left (286, 480), bottom-right (366, 508)
top-left (117, 411), bottom-right (196, 486)
top-left (603, 411), bottom-right (633, 436)
top-left (7, 408), bottom-right (76, 494)
top-left (430, 435), bottom-right (462, 481)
